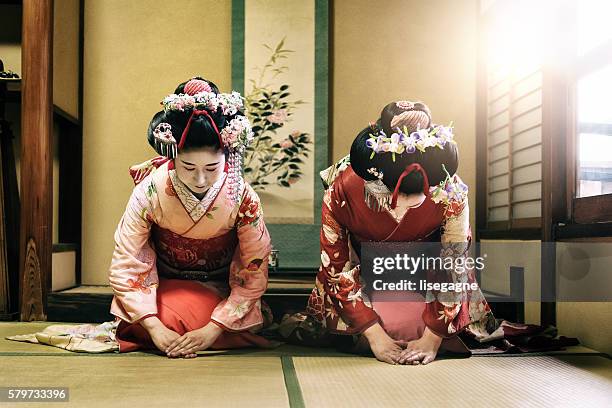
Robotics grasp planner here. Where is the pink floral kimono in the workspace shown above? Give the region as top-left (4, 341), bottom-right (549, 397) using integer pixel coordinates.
top-left (109, 157), bottom-right (272, 352)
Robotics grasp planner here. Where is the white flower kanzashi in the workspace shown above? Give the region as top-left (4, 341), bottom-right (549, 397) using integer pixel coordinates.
top-left (366, 123), bottom-right (456, 162)
top-left (217, 91), bottom-right (244, 116)
top-left (162, 90), bottom-right (244, 115)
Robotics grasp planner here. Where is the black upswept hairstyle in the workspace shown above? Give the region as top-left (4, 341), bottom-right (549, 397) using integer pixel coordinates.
top-left (146, 77), bottom-right (242, 153)
top-left (350, 101), bottom-right (458, 195)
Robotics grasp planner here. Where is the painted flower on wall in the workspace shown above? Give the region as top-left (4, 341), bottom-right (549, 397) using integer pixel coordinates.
top-left (267, 109), bottom-right (288, 124)
top-left (243, 38), bottom-right (312, 190)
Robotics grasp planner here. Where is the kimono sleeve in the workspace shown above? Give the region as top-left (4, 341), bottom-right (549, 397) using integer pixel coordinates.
top-left (210, 185), bottom-right (271, 332)
top-left (423, 182), bottom-right (492, 337)
top-left (108, 179), bottom-right (160, 324)
top-left (315, 182), bottom-right (379, 333)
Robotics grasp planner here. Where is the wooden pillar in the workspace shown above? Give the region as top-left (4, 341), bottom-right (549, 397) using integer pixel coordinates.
top-left (540, 5), bottom-right (571, 327)
top-left (19, 0), bottom-right (54, 321)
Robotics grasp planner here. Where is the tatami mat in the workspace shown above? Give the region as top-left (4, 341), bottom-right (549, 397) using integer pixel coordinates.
top-left (0, 356), bottom-right (289, 408)
top-left (0, 322), bottom-right (604, 357)
top-left (0, 322), bottom-right (354, 357)
top-left (2, 322), bottom-right (611, 407)
top-left (293, 355), bottom-right (612, 407)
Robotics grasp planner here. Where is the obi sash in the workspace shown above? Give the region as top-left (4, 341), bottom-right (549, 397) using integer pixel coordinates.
top-left (151, 225), bottom-right (238, 282)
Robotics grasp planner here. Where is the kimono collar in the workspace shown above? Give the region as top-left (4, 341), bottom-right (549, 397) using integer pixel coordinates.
top-left (169, 170), bottom-right (227, 223)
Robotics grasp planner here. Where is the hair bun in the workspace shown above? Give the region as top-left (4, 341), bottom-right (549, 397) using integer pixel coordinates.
top-left (184, 78), bottom-right (212, 95)
top-left (380, 100), bottom-right (432, 135)
top-left (390, 110), bottom-right (431, 133)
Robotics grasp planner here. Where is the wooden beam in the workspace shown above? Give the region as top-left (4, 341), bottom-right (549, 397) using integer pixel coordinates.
top-left (0, 121), bottom-right (8, 315)
top-left (19, 0), bottom-right (53, 321)
top-left (475, 11), bottom-right (488, 240)
top-left (540, 3), bottom-right (572, 326)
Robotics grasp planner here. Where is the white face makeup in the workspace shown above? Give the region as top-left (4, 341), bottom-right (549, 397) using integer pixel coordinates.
top-left (174, 147), bottom-right (226, 197)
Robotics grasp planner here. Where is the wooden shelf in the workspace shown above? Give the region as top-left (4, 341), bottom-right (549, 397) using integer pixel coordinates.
top-left (1, 80), bottom-right (80, 124)
top-left (48, 275), bottom-right (315, 322)
top-left (555, 222), bottom-right (612, 240)
top-left (479, 228), bottom-right (541, 240)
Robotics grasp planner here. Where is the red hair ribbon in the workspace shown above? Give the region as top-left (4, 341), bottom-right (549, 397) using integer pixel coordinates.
top-left (178, 109), bottom-right (223, 150)
top-left (390, 163), bottom-right (430, 209)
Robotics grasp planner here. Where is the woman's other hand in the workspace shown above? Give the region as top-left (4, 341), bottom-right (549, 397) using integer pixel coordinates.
top-left (363, 323), bottom-right (406, 365)
top-left (397, 327), bottom-right (443, 365)
top-left (165, 322), bottom-right (224, 358)
top-left (140, 317), bottom-right (182, 354)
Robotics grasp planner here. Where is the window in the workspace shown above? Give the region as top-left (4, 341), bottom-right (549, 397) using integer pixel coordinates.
top-left (481, 0), bottom-right (552, 230)
top-left (571, 0), bottom-right (612, 222)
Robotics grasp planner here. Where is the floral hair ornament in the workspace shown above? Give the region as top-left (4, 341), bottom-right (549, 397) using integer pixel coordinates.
top-left (366, 167), bottom-right (384, 179)
top-left (153, 122), bottom-right (177, 159)
top-left (159, 78), bottom-right (254, 203)
top-left (430, 164), bottom-right (468, 217)
top-left (366, 122), bottom-right (456, 162)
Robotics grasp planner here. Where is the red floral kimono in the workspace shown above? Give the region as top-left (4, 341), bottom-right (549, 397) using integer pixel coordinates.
top-left (305, 162), bottom-right (494, 343)
top-left (109, 157), bottom-right (272, 352)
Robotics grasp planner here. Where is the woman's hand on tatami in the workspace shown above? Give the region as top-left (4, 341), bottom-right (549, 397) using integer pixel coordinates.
top-left (140, 316), bottom-right (182, 355)
top-left (165, 322), bottom-right (224, 358)
top-left (397, 327), bottom-right (443, 365)
top-left (363, 323), bottom-right (407, 365)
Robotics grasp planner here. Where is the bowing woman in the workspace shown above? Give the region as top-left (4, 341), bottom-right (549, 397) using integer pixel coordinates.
top-left (109, 77), bottom-right (273, 357)
top-left (304, 101), bottom-right (495, 364)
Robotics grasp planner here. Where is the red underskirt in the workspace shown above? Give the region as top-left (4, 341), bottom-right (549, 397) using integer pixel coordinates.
top-left (116, 278), bottom-right (272, 353)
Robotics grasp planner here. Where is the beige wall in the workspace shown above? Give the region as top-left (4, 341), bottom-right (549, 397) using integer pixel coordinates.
top-left (53, 0), bottom-right (80, 119)
top-left (556, 241), bottom-right (612, 355)
top-left (0, 4), bottom-right (21, 75)
top-left (82, 0), bottom-right (231, 284)
top-left (333, 0), bottom-right (478, 233)
top-left (558, 303), bottom-right (611, 355)
top-left (480, 239), bottom-right (612, 353)
top-left (480, 240), bottom-right (542, 325)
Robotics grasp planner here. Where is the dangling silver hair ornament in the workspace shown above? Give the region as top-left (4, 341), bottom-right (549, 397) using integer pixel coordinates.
top-left (153, 122), bottom-right (177, 159)
top-left (364, 167), bottom-right (391, 212)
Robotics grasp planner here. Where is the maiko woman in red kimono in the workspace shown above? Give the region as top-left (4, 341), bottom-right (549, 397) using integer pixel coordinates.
top-left (296, 101), bottom-right (496, 365)
top-left (108, 78), bottom-right (272, 357)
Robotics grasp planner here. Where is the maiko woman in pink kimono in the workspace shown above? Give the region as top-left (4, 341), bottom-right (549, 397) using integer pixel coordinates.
top-left (109, 77), bottom-right (272, 357)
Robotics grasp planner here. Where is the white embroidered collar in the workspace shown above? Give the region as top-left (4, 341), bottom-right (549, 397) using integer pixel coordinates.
top-left (169, 170), bottom-right (226, 222)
